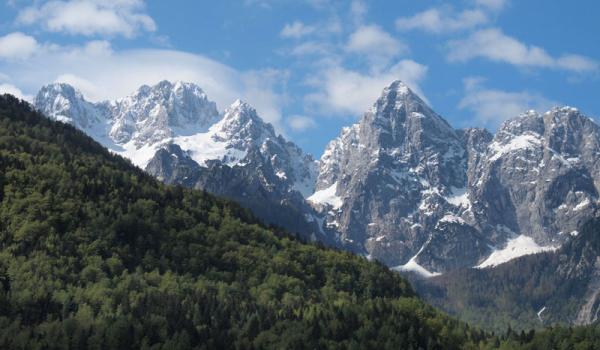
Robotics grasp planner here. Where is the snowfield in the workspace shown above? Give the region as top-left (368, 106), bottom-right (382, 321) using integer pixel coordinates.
top-left (476, 235), bottom-right (558, 269)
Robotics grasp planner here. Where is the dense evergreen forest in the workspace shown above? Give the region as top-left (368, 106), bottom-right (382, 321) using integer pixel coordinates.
top-left (0, 94), bottom-right (599, 349)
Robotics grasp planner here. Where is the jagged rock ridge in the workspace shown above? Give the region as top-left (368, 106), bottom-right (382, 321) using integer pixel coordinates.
top-left (310, 81), bottom-right (600, 276)
top-left (34, 81), bottom-right (323, 241)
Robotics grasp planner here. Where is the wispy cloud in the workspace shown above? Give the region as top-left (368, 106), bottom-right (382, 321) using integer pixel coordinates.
top-left (288, 41), bottom-right (332, 56)
top-left (459, 76), bottom-right (558, 127)
top-left (394, 0), bottom-right (509, 35)
top-left (346, 24), bottom-right (408, 68)
top-left (287, 115), bottom-right (316, 131)
top-left (16, 0), bottom-right (156, 37)
top-left (396, 8), bottom-right (488, 34)
top-left (350, 0), bottom-right (367, 25)
top-left (0, 39), bottom-right (288, 131)
top-left (306, 60), bottom-right (428, 116)
top-left (475, 0), bottom-right (508, 11)
top-left (448, 28), bottom-right (599, 73)
top-left (278, 2), bottom-right (426, 118)
top-left (0, 32), bottom-right (39, 59)
top-left (0, 83), bottom-right (32, 101)
top-left (280, 21), bottom-right (316, 39)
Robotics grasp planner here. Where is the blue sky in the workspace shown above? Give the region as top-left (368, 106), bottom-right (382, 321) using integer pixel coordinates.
top-left (0, 0), bottom-right (598, 157)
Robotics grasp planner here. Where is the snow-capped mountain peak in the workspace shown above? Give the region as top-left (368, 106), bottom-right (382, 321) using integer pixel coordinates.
top-left (309, 80), bottom-right (600, 274)
top-left (370, 80), bottom-right (433, 119)
top-left (216, 99), bottom-right (275, 141)
top-left (110, 80), bottom-right (219, 145)
top-left (376, 80), bottom-right (413, 104)
top-left (35, 80), bottom-right (221, 149)
top-left (34, 80), bottom-right (319, 229)
top-left (35, 83), bottom-right (108, 130)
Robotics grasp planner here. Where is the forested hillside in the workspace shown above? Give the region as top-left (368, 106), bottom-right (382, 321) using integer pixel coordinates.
top-left (416, 217), bottom-right (600, 333)
top-left (0, 94), bottom-right (599, 349)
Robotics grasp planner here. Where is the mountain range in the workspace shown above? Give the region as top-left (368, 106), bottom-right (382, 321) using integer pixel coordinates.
top-left (34, 79), bottom-right (600, 278)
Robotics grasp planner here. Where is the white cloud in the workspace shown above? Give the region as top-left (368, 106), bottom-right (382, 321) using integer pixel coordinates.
top-left (289, 41), bottom-right (331, 56)
top-left (459, 77), bottom-right (557, 126)
top-left (16, 0), bottom-right (156, 37)
top-left (0, 43), bottom-right (287, 131)
top-left (346, 25), bottom-right (408, 68)
top-left (0, 83), bottom-right (32, 101)
top-left (54, 73), bottom-right (101, 98)
top-left (396, 8), bottom-right (488, 33)
top-left (241, 68), bottom-right (289, 131)
top-left (280, 21), bottom-right (315, 39)
top-left (448, 28), bottom-right (553, 66)
top-left (556, 55), bottom-right (600, 73)
top-left (0, 32), bottom-right (39, 59)
top-left (447, 28), bottom-right (599, 73)
top-left (288, 115), bottom-right (316, 131)
top-left (306, 59), bottom-right (428, 116)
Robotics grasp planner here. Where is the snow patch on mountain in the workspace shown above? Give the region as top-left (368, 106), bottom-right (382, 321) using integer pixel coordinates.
top-left (445, 187), bottom-right (470, 208)
top-left (573, 198), bottom-right (591, 211)
top-left (439, 214), bottom-right (466, 225)
top-left (488, 133), bottom-right (543, 162)
top-left (537, 306), bottom-right (547, 322)
top-left (476, 235), bottom-right (558, 268)
top-left (173, 131), bottom-right (248, 167)
top-left (308, 182), bottom-right (343, 209)
top-left (118, 140), bottom-right (165, 168)
top-left (395, 258), bottom-right (441, 278)
top-left (393, 238), bottom-right (441, 278)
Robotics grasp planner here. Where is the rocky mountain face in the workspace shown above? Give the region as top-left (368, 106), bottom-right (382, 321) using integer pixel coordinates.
top-left (558, 218), bottom-right (600, 325)
top-left (34, 79), bottom-right (600, 281)
top-left (35, 81), bottom-right (220, 167)
top-left (34, 81), bottom-right (323, 241)
top-left (108, 80), bottom-right (219, 145)
top-left (144, 100), bottom-right (327, 243)
top-left (468, 109), bottom-right (600, 246)
top-left (310, 81), bottom-right (600, 276)
top-left (310, 81), bottom-right (488, 271)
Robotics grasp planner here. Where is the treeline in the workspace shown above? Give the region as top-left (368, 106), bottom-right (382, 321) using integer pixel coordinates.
top-left (0, 94), bottom-right (598, 349)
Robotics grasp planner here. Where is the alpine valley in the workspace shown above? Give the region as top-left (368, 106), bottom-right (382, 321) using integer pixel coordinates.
top-left (34, 79), bottom-right (600, 330)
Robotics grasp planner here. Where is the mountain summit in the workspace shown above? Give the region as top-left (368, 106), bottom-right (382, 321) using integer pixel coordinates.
top-left (34, 81), bottom-right (321, 241)
top-left (311, 80), bottom-right (480, 272)
top-left (309, 80), bottom-right (600, 276)
top-left (35, 80), bottom-right (220, 165)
